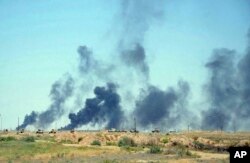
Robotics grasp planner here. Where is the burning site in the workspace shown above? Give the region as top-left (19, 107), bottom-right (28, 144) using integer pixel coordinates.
top-left (0, 0), bottom-right (250, 162)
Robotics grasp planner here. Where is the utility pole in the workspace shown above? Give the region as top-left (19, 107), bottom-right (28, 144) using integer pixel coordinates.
top-left (188, 123), bottom-right (190, 133)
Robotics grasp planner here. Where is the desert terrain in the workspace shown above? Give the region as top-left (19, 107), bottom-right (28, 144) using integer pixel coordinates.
top-left (1, 130), bottom-right (249, 163)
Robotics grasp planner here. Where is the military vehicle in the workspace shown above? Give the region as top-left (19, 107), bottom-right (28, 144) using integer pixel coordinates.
top-left (152, 128), bottom-right (160, 133)
top-left (36, 129), bottom-right (44, 134)
top-left (49, 129), bottom-right (56, 134)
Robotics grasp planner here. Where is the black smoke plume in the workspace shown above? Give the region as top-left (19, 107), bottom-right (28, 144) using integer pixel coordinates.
top-left (134, 86), bottom-right (177, 127)
top-left (17, 111), bottom-right (38, 130)
top-left (119, 0), bottom-right (165, 44)
top-left (118, 0), bottom-right (165, 78)
top-left (37, 75), bottom-right (74, 128)
top-left (133, 81), bottom-right (192, 129)
top-left (237, 29), bottom-right (250, 121)
top-left (202, 49), bottom-right (238, 130)
top-left (18, 75), bottom-right (74, 129)
top-left (121, 43), bottom-right (149, 78)
top-left (78, 45), bottom-right (94, 74)
top-left (62, 83), bottom-right (124, 130)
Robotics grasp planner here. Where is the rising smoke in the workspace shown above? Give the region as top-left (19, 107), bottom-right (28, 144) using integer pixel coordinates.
top-left (18, 0), bottom-right (250, 132)
top-left (202, 32), bottom-right (250, 131)
top-left (37, 75), bottom-right (74, 128)
top-left (62, 83), bottom-right (124, 130)
top-left (134, 86), bottom-right (178, 128)
top-left (18, 75), bottom-right (74, 129)
top-left (134, 80), bottom-right (194, 130)
top-left (202, 49), bottom-right (238, 130)
top-left (17, 111), bottom-right (38, 130)
top-left (118, 0), bottom-right (165, 79)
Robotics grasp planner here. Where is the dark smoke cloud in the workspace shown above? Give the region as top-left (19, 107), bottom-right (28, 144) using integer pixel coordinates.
top-left (17, 111), bottom-right (38, 130)
top-left (118, 0), bottom-right (165, 78)
top-left (77, 45), bottom-right (115, 80)
top-left (134, 86), bottom-right (177, 127)
top-left (37, 75), bottom-right (74, 128)
top-left (78, 46), bottom-right (93, 74)
top-left (202, 49), bottom-right (238, 130)
top-left (237, 29), bottom-right (250, 119)
top-left (19, 75), bottom-right (74, 129)
top-left (121, 43), bottom-right (149, 77)
top-left (119, 0), bottom-right (165, 44)
top-left (134, 80), bottom-right (192, 129)
top-left (62, 83), bottom-right (124, 130)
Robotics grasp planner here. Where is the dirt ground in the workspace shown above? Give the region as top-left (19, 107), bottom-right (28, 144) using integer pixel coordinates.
top-left (1, 130), bottom-right (249, 162)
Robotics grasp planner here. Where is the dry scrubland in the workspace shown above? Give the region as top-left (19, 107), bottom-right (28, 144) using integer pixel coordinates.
top-left (0, 130), bottom-right (250, 163)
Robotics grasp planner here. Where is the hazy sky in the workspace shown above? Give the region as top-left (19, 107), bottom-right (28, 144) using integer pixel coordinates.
top-left (0, 0), bottom-right (250, 129)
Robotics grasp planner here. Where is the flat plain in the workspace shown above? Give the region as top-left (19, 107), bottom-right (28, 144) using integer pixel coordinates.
top-left (0, 130), bottom-right (249, 163)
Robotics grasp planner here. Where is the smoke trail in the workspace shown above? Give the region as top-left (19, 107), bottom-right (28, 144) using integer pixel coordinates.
top-left (118, 0), bottom-right (165, 78)
top-left (78, 46), bottom-right (94, 74)
top-left (62, 83), bottom-right (124, 130)
top-left (37, 75), bottom-right (74, 128)
top-left (77, 45), bottom-right (115, 80)
top-left (16, 111), bottom-right (38, 130)
top-left (237, 29), bottom-right (250, 126)
top-left (19, 75), bottom-right (74, 129)
top-left (120, 43), bottom-right (149, 78)
top-left (119, 0), bottom-right (165, 45)
top-left (134, 86), bottom-right (178, 128)
top-left (202, 48), bottom-right (238, 130)
top-left (133, 80), bottom-right (192, 129)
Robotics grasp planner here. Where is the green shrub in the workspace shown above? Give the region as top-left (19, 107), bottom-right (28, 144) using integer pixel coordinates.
top-left (91, 140), bottom-right (101, 146)
top-left (193, 140), bottom-right (205, 149)
top-left (122, 146), bottom-right (144, 152)
top-left (103, 159), bottom-right (118, 163)
top-left (0, 136), bottom-right (16, 141)
top-left (176, 147), bottom-right (187, 157)
top-left (106, 141), bottom-right (116, 146)
top-left (149, 146), bottom-right (162, 154)
top-left (176, 149), bottom-right (200, 158)
top-left (118, 137), bottom-right (136, 147)
top-left (22, 136), bottom-right (35, 142)
top-left (161, 137), bottom-right (169, 144)
top-left (78, 137), bottom-right (83, 143)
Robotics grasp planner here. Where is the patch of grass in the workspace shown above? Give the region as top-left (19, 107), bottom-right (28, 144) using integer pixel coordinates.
top-left (106, 141), bottom-right (117, 146)
top-left (149, 146), bottom-right (162, 154)
top-left (22, 136), bottom-right (35, 142)
top-left (177, 149), bottom-right (200, 158)
top-left (91, 140), bottom-right (101, 146)
top-left (145, 138), bottom-right (158, 146)
top-left (0, 136), bottom-right (16, 141)
top-left (36, 135), bottom-right (56, 142)
top-left (161, 137), bottom-right (169, 144)
top-left (60, 139), bottom-right (74, 144)
top-left (193, 140), bottom-right (205, 149)
top-left (0, 141), bottom-right (70, 160)
top-left (122, 146), bottom-right (144, 152)
top-left (163, 148), bottom-right (176, 155)
top-left (96, 133), bottom-right (102, 137)
top-left (56, 152), bottom-right (65, 158)
top-left (103, 159), bottom-right (118, 163)
top-left (118, 137), bottom-right (136, 147)
top-left (173, 142), bottom-right (200, 158)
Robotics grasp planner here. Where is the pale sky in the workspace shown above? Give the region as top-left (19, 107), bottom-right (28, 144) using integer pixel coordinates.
top-left (0, 0), bottom-right (250, 129)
